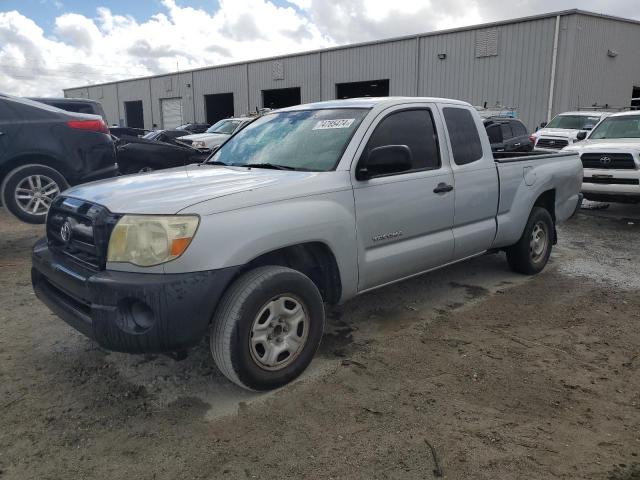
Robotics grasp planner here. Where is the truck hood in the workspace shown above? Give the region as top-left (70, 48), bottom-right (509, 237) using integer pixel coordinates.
top-left (564, 138), bottom-right (640, 153)
top-left (536, 128), bottom-right (583, 139)
top-left (63, 164), bottom-right (323, 214)
top-left (178, 132), bottom-right (230, 146)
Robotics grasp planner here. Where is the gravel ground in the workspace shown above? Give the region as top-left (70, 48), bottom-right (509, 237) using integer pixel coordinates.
top-left (0, 204), bottom-right (638, 480)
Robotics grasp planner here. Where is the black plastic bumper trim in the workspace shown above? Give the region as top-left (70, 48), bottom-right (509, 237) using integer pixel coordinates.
top-left (32, 238), bottom-right (240, 353)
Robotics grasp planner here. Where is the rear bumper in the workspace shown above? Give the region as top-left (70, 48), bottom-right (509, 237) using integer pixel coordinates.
top-left (32, 239), bottom-right (239, 353)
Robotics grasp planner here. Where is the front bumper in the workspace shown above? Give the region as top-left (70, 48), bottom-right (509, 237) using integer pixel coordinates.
top-left (582, 169), bottom-right (640, 202)
top-left (32, 239), bottom-right (239, 353)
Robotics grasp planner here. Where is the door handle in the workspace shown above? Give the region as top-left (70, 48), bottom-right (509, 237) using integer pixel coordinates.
top-left (433, 183), bottom-right (454, 194)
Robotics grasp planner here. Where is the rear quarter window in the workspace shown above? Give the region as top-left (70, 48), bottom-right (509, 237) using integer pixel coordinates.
top-left (443, 107), bottom-right (484, 165)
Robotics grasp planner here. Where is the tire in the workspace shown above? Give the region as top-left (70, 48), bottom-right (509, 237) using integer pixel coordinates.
top-left (211, 266), bottom-right (325, 391)
top-left (0, 164), bottom-right (69, 224)
top-left (506, 206), bottom-right (554, 275)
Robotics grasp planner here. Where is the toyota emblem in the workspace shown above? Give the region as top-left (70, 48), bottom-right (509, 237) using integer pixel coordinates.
top-left (60, 221), bottom-right (72, 243)
top-left (599, 156), bottom-right (612, 166)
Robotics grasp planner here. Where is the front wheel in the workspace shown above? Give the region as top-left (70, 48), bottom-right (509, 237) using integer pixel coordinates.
top-left (210, 266), bottom-right (325, 391)
top-left (506, 206), bottom-right (554, 275)
top-left (0, 164), bottom-right (69, 224)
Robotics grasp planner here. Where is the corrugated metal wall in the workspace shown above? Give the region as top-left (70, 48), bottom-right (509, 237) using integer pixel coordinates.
top-left (192, 64), bottom-right (248, 119)
top-left (248, 53), bottom-right (321, 110)
top-left (321, 39), bottom-right (417, 99)
top-left (63, 12), bottom-right (640, 132)
top-left (418, 16), bottom-right (557, 129)
top-left (88, 84), bottom-right (118, 125)
top-left (555, 13), bottom-right (640, 113)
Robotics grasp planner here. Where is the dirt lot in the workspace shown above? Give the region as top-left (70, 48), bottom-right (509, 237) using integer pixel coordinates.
top-left (0, 204), bottom-right (639, 480)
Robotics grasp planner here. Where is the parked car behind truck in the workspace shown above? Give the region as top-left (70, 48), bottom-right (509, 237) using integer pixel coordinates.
top-left (532, 111), bottom-right (610, 152)
top-left (32, 97), bottom-right (582, 391)
top-left (564, 111), bottom-right (640, 203)
top-left (0, 94), bottom-right (118, 224)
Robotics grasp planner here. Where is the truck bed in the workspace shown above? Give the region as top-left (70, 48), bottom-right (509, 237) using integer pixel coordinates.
top-left (491, 151), bottom-right (582, 249)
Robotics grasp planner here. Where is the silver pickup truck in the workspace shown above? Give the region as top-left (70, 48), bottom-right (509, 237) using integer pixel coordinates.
top-left (32, 97), bottom-right (582, 391)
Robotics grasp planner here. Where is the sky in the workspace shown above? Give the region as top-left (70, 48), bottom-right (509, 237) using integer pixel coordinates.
top-left (0, 0), bottom-right (638, 97)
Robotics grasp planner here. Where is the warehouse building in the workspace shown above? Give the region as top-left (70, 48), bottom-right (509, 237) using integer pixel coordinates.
top-left (64, 9), bottom-right (640, 132)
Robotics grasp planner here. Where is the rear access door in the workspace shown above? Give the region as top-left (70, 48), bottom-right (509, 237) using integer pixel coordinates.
top-left (440, 105), bottom-right (499, 260)
top-left (352, 103), bottom-right (455, 291)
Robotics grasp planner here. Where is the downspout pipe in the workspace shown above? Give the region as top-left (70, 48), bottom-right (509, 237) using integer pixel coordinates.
top-left (547, 15), bottom-right (561, 122)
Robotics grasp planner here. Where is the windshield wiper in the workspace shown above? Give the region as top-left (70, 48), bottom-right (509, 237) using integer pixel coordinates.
top-left (239, 163), bottom-right (296, 171)
top-left (203, 161), bottom-right (229, 166)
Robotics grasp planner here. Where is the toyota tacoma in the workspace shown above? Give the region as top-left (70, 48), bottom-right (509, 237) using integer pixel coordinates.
top-left (32, 97), bottom-right (582, 391)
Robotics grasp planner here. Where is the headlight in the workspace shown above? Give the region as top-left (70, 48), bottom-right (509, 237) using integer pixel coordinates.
top-left (107, 215), bottom-right (199, 267)
top-left (192, 140), bottom-right (207, 149)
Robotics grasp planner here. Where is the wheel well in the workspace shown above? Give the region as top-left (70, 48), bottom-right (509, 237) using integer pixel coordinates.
top-left (534, 189), bottom-right (556, 221)
top-left (0, 155), bottom-right (70, 184)
top-left (534, 189), bottom-right (557, 243)
top-left (241, 242), bottom-right (342, 304)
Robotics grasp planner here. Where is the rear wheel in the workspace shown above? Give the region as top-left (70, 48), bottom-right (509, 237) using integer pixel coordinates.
top-left (0, 164), bottom-right (68, 224)
top-left (506, 206), bottom-right (554, 275)
top-left (210, 266), bottom-right (325, 391)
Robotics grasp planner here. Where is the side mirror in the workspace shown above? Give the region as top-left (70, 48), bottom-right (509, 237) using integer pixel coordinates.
top-left (576, 131), bottom-right (588, 141)
top-left (356, 145), bottom-right (412, 180)
top-left (540, 122), bottom-right (548, 129)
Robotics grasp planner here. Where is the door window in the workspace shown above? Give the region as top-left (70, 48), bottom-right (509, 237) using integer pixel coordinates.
top-left (486, 124), bottom-right (503, 144)
top-left (512, 121), bottom-right (528, 136)
top-left (443, 108), bottom-right (484, 165)
top-left (363, 109), bottom-right (440, 174)
top-left (500, 123), bottom-right (513, 140)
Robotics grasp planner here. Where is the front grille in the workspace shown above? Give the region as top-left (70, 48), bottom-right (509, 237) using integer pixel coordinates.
top-left (46, 197), bottom-right (120, 270)
top-left (178, 138), bottom-right (193, 146)
top-left (583, 177), bottom-right (640, 185)
top-left (537, 138), bottom-right (569, 149)
top-left (581, 153), bottom-right (637, 170)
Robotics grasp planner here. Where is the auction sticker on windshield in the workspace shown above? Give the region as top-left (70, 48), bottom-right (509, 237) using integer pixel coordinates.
top-left (313, 119), bottom-right (355, 130)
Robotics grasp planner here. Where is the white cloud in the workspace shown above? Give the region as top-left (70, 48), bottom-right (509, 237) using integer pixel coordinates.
top-left (0, 0), bottom-right (638, 97)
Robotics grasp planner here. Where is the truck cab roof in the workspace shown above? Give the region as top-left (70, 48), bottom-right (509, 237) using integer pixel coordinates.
top-left (278, 97), bottom-right (471, 112)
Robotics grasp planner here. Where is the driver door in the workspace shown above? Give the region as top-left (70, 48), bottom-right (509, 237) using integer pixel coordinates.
top-left (352, 104), bottom-right (455, 292)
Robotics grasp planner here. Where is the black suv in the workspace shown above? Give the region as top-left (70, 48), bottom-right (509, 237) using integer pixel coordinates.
top-left (483, 117), bottom-right (533, 153)
top-left (0, 94), bottom-right (117, 224)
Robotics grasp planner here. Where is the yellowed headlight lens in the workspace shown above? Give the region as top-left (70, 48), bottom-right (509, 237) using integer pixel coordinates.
top-left (107, 215), bottom-right (199, 267)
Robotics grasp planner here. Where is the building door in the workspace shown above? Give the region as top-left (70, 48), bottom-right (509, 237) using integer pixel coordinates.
top-left (262, 87), bottom-right (301, 109)
top-left (632, 86), bottom-right (640, 109)
top-left (336, 79), bottom-right (389, 99)
top-left (161, 98), bottom-right (184, 129)
top-left (205, 93), bottom-right (234, 124)
top-left (124, 100), bottom-right (144, 129)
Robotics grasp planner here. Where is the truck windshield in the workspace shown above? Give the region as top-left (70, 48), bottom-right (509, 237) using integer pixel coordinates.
top-left (589, 115), bottom-right (640, 139)
top-left (207, 108), bottom-right (368, 171)
top-left (546, 115), bottom-right (601, 130)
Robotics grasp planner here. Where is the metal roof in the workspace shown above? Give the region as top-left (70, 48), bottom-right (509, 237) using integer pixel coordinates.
top-left (64, 9), bottom-right (640, 91)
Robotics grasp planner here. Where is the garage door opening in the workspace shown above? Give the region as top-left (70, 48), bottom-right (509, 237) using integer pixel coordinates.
top-left (632, 86), bottom-right (640, 109)
top-left (161, 97), bottom-right (184, 130)
top-left (262, 87), bottom-right (301, 109)
top-left (205, 93), bottom-right (234, 124)
top-left (124, 100), bottom-right (144, 128)
top-left (336, 79), bottom-right (390, 99)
